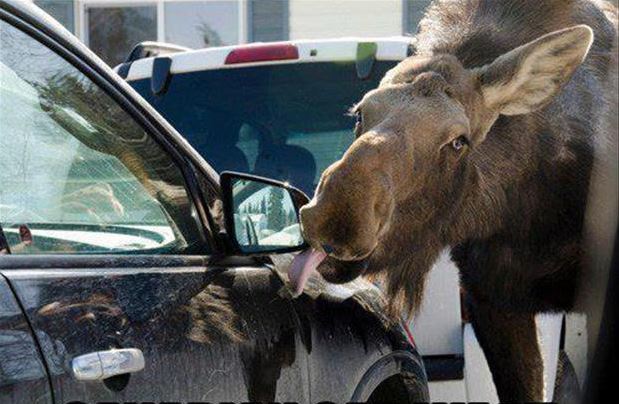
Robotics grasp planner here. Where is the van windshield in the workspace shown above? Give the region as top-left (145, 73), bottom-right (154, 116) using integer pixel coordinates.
top-left (129, 61), bottom-right (397, 196)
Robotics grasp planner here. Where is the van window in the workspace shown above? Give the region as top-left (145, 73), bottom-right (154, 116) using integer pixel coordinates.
top-left (129, 61), bottom-right (397, 196)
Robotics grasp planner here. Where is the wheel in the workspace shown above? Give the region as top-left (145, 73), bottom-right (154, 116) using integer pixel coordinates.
top-left (553, 350), bottom-right (581, 404)
top-left (366, 373), bottom-right (429, 404)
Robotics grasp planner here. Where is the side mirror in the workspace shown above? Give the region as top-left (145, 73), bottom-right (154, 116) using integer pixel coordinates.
top-left (220, 171), bottom-right (309, 254)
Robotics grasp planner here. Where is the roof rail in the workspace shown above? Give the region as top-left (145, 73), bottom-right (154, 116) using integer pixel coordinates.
top-left (124, 41), bottom-right (191, 63)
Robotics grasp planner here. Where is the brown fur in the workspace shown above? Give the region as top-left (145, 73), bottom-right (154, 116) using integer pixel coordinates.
top-left (299, 0), bottom-right (618, 400)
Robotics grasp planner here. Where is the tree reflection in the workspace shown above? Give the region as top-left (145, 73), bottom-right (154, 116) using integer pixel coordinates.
top-left (197, 21), bottom-right (224, 47)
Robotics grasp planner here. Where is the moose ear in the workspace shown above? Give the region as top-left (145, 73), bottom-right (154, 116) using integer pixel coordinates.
top-left (477, 25), bottom-right (594, 115)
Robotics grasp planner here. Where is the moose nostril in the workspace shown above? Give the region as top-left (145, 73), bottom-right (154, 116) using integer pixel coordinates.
top-left (322, 244), bottom-right (335, 254)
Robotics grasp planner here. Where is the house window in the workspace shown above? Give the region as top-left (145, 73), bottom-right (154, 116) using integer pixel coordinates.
top-left (403, 0), bottom-right (431, 35)
top-left (164, 1), bottom-right (240, 48)
top-left (247, 0), bottom-right (289, 42)
top-left (85, 4), bottom-right (158, 66)
top-left (35, 0), bottom-right (289, 66)
top-left (34, 0), bottom-right (75, 33)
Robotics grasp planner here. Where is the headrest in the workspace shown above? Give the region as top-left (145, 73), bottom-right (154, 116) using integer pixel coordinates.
top-left (254, 144), bottom-right (316, 195)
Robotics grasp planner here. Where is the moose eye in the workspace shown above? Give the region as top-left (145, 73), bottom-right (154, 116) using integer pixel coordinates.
top-left (354, 110), bottom-right (362, 125)
top-left (451, 135), bottom-right (469, 151)
top-left (353, 110), bottom-right (363, 137)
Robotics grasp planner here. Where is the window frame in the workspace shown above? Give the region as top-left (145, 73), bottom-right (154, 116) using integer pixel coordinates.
top-left (75, 0), bottom-right (248, 49)
top-left (246, 0), bottom-right (289, 43)
top-left (0, 5), bottom-right (221, 259)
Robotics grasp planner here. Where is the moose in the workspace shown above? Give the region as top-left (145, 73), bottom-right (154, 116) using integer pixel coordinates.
top-left (288, 0), bottom-right (618, 401)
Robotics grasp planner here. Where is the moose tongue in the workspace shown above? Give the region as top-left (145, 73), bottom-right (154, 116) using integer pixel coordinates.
top-left (288, 249), bottom-right (327, 296)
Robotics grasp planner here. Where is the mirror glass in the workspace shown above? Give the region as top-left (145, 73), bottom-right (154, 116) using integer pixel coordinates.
top-left (231, 177), bottom-right (304, 252)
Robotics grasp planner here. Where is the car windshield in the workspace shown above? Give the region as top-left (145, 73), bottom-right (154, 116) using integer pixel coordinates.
top-left (129, 61), bottom-right (397, 196)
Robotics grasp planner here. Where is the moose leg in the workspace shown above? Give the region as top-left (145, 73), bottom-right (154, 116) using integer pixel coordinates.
top-left (468, 300), bottom-right (544, 402)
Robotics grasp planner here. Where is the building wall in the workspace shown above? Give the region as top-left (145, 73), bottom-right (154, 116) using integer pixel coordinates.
top-left (403, 0), bottom-right (431, 35)
top-left (289, 0), bottom-right (403, 40)
top-left (31, 0), bottom-right (432, 66)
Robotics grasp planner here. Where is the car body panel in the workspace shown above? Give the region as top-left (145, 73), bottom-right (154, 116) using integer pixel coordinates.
top-left (0, 259), bottom-right (310, 402)
top-left (269, 254), bottom-right (428, 402)
top-left (0, 274), bottom-right (52, 404)
top-left (0, 253), bottom-right (428, 403)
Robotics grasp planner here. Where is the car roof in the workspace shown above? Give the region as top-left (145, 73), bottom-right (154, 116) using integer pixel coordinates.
top-left (120, 37), bottom-right (415, 82)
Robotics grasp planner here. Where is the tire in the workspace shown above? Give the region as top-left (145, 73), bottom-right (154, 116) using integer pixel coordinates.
top-left (553, 351), bottom-right (581, 404)
top-left (365, 371), bottom-right (429, 404)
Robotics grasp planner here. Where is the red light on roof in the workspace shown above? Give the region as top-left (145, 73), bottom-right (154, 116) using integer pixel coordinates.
top-left (225, 44), bottom-right (299, 64)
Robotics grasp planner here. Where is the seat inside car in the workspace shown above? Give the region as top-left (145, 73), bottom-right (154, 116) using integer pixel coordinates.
top-left (201, 118), bottom-right (250, 173)
top-left (254, 144), bottom-right (316, 196)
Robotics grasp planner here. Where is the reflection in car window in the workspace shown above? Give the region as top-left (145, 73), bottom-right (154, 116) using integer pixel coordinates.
top-left (0, 20), bottom-right (204, 255)
top-left (231, 179), bottom-right (303, 252)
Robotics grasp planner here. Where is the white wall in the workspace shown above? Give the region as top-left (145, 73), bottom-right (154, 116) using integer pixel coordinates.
top-left (289, 0), bottom-right (403, 40)
top-left (412, 250), bottom-right (463, 356)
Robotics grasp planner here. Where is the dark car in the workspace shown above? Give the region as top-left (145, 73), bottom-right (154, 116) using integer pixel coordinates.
top-left (0, 1), bottom-right (427, 403)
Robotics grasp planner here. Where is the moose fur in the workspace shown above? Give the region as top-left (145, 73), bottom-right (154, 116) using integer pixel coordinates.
top-left (298, 0), bottom-right (618, 400)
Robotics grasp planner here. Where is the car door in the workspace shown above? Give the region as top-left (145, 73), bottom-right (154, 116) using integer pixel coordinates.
top-left (0, 8), bottom-right (308, 404)
top-left (0, 273), bottom-right (53, 404)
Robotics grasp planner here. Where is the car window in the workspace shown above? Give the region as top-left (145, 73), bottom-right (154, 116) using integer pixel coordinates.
top-left (129, 61), bottom-right (397, 196)
top-left (0, 19), bottom-right (205, 255)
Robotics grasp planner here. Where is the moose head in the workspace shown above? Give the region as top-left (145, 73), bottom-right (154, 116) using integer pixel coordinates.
top-left (291, 25), bottom-right (594, 316)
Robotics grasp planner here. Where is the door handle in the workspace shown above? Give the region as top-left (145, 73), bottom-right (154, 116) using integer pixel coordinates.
top-left (72, 348), bottom-right (145, 381)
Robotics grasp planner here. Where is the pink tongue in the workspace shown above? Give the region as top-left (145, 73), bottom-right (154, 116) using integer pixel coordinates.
top-left (288, 249), bottom-right (327, 296)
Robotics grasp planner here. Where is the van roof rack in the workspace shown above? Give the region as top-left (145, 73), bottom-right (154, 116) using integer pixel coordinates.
top-left (124, 41), bottom-right (191, 63)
